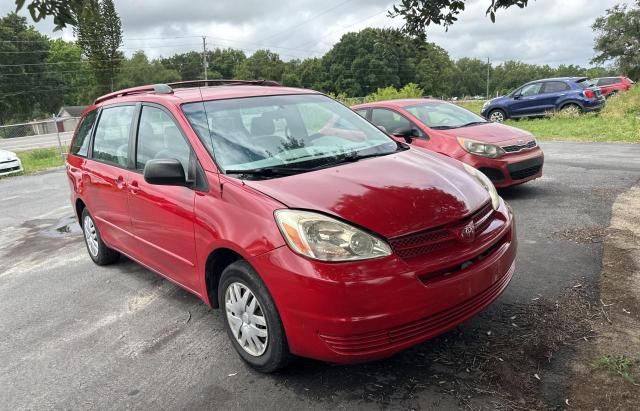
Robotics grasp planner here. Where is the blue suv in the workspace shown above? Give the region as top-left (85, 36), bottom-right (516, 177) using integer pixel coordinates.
top-left (481, 77), bottom-right (605, 122)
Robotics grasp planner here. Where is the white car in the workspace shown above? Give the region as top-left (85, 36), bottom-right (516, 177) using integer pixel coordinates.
top-left (0, 149), bottom-right (23, 176)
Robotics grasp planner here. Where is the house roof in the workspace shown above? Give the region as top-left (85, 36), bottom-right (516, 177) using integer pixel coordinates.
top-left (57, 106), bottom-right (89, 118)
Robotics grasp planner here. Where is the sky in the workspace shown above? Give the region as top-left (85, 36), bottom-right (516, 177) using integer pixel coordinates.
top-left (2, 0), bottom-right (624, 66)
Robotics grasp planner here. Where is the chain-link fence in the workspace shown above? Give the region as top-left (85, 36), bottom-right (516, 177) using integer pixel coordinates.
top-left (0, 117), bottom-right (79, 156)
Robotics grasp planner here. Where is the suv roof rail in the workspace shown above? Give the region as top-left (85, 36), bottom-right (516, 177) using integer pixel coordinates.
top-left (94, 79), bottom-right (281, 105)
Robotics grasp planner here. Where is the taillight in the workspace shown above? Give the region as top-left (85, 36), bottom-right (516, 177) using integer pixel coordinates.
top-left (583, 89), bottom-right (595, 99)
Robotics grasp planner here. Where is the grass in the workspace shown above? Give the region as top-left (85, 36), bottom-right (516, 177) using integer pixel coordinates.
top-left (593, 354), bottom-right (640, 384)
top-left (17, 147), bottom-right (65, 175)
top-left (456, 87), bottom-right (640, 143)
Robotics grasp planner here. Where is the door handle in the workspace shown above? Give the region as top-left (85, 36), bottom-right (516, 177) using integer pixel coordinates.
top-left (130, 180), bottom-right (140, 194)
top-left (116, 176), bottom-right (127, 190)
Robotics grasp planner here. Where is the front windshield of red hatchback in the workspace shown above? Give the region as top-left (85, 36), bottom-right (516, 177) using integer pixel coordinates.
top-left (405, 101), bottom-right (488, 129)
top-left (182, 94), bottom-right (399, 174)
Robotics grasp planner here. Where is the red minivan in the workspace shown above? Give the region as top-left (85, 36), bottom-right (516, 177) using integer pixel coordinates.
top-left (352, 99), bottom-right (544, 188)
top-left (67, 80), bottom-right (517, 372)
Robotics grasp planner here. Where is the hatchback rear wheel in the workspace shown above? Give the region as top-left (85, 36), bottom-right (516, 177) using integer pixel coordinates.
top-left (81, 208), bottom-right (120, 265)
top-left (560, 103), bottom-right (581, 116)
top-left (219, 260), bottom-right (291, 372)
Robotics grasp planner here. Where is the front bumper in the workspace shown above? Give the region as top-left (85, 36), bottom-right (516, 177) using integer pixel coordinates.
top-left (458, 147), bottom-right (544, 188)
top-left (249, 201), bottom-right (517, 363)
top-left (0, 158), bottom-right (23, 176)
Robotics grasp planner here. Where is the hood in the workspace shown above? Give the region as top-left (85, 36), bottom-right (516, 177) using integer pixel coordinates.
top-left (438, 122), bottom-right (534, 144)
top-left (0, 149), bottom-right (17, 161)
top-left (244, 148), bottom-right (490, 238)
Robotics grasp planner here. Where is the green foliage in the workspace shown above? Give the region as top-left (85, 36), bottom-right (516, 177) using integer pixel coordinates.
top-left (46, 39), bottom-right (95, 105)
top-left (593, 354), bottom-right (640, 384)
top-left (388, 0), bottom-right (529, 38)
top-left (115, 51), bottom-right (180, 89)
top-left (365, 83), bottom-right (424, 102)
top-left (13, 0), bottom-right (83, 30)
top-left (592, 1), bottom-right (640, 80)
top-left (234, 49), bottom-right (285, 81)
top-left (0, 13), bottom-right (53, 123)
top-left (16, 147), bottom-right (64, 175)
top-left (75, 0), bottom-right (123, 94)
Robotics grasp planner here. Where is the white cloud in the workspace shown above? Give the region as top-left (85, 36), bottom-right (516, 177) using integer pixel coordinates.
top-left (1, 0), bottom-right (622, 66)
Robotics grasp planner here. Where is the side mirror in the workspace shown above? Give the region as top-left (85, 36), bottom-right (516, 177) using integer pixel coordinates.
top-left (393, 127), bottom-right (421, 143)
top-left (144, 158), bottom-right (187, 186)
top-left (513, 94), bottom-right (522, 100)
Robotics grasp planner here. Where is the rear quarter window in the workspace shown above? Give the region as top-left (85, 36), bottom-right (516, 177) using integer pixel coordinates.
top-left (70, 110), bottom-right (98, 157)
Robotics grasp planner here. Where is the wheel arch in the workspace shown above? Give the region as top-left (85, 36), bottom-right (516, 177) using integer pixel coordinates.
top-left (559, 100), bottom-right (584, 110)
top-left (204, 247), bottom-right (245, 308)
top-left (75, 198), bottom-right (86, 222)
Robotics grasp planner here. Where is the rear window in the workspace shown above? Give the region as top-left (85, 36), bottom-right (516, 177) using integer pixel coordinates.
top-left (575, 79), bottom-right (593, 89)
top-left (70, 110), bottom-right (97, 157)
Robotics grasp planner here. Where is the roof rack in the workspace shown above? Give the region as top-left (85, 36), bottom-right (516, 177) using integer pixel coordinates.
top-left (94, 79), bottom-right (281, 104)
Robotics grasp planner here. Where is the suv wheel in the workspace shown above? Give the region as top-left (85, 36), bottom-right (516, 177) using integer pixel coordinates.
top-left (81, 208), bottom-right (120, 265)
top-left (488, 109), bottom-right (506, 123)
top-left (219, 260), bottom-right (292, 372)
top-left (560, 104), bottom-right (581, 116)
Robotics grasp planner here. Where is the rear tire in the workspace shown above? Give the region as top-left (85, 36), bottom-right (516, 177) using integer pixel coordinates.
top-left (219, 260), bottom-right (292, 373)
top-left (488, 109), bottom-right (506, 123)
top-left (81, 208), bottom-right (120, 265)
top-left (559, 103), bottom-right (581, 116)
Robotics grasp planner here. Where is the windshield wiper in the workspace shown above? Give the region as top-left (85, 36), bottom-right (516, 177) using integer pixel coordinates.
top-left (308, 146), bottom-right (406, 170)
top-left (224, 166), bottom-right (308, 176)
top-left (431, 121), bottom-right (487, 130)
top-left (458, 121), bottom-right (488, 128)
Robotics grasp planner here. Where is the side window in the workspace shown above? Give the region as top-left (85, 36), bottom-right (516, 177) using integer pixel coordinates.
top-left (520, 83), bottom-right (543, 97)
top-left (543, 81), bottom-right (570, 93)
top-left (370, 108), bottom-right (411, 134)
top-left (70, 110), bottom-right (97, 156)
top-left (92, 105), bottom-right (136, 167)
top-left (136, 106), bottom-right (192, 176)
top-left (354, 109), bottom-right (368, 118)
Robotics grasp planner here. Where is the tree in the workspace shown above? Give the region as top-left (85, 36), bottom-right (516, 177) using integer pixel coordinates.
top-left (74, 0), bottom-right (123, 94)
top-left (115, 51), bottom-right (180, 89)
top-left (0, 13), bottom-right (52, 123)
top-left (388, 0), bottom-right (530, 38)
top-left (14, 0), bottom-right (83, 30)
top-left (46, 38), bottom-right (96, 105)
top-left (234, 50), bottom-right (285, 81)
top-left (592, 1), bottom-right (640, 80)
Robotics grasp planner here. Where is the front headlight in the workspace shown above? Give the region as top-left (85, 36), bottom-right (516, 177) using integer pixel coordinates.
top-left (458, 137), bottom-right (506, 158)
top-left (274, 210), bottom-right (392, 261)
top-left (482, 101), bottom-right (490, 111)
top-left (463, 163), bottom-right (501, 210)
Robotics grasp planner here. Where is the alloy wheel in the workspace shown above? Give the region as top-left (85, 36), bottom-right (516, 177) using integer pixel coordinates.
top-left (83, 215), bottom-right (99, 257)
top-left (489, 111), bottom-right (505, 122)
top-left (225, 282), bottom-right (269, 356)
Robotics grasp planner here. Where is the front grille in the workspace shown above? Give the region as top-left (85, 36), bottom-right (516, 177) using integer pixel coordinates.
top-left (502, 140), bottom-right (537, 153)
top-left (510, 165), bottom-right (541, 180)
top-left (1, 165), bottom-right (20, 172)
top-left (389, 202), bottom-right (494, 260)
top-left (319, 263), bottom-right (514, 356)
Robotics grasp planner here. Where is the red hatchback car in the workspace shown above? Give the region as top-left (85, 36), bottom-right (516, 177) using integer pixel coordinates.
top-left (352, 99), bottom-right (544, 188)
top-left (67, 81), bottom-right (517, 372)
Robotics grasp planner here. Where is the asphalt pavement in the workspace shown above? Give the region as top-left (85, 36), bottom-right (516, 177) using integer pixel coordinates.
top-left (0, 131), bottom-right (73, 152)
top-left (1, 142), bottom-right (639, 410)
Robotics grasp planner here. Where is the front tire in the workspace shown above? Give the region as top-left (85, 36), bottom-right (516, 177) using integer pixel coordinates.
top-left (219, 260), bottom-right (292, 372)
top-left (488, 109), bottom-right (506, 123)
top-left (81, 208), bottom-right (120, 265)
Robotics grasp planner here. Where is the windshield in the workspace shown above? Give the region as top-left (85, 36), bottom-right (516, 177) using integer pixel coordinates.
top-left (182, 94), bottom-right (398, 174)
top-left (404, 101), bottom-right (487, 129)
